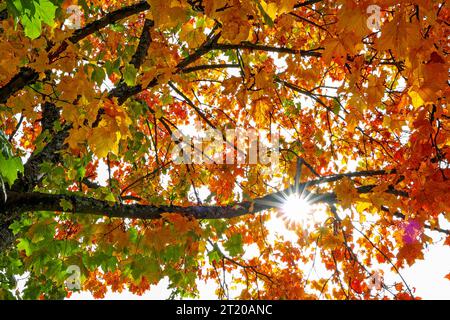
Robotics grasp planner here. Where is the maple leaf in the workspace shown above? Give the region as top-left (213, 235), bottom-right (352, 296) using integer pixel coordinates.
top-left (335, 178), bottom-right (359, 209)
top-left (322, 37), bottom-right (347, 65)
top-left (376, 13), bottom-right (421, 55)
top-left (397, 242), bottom-right (425, 267)
top-left (87, 120), bottom-right (121, 158)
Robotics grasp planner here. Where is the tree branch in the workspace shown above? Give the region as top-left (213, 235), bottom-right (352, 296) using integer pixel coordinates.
top-left (3, 170), bottom-right (400, 220)
top-left (6, 167), bottom-right (448, 234)
top-left (101, 17), bottom-right (154, 109)
top-left (49, 1), bottom-right (151, 61)
top-left (11, 103), bottom-right (67, 192)
top-left (0, 67), bottom-right (39, 104)
top-left (11, 127), bottom-right (69, 193)
top-left (0, 8), bottom-right (7, 21)
top-left (106, 32), bottom-right (222, 105)
top-left (129, 19), bottom-right (154, 69)
top-left (294, 0), bottom-right (324, 8)
top-left (212, 42), bottom-right (323, 56)
top-left (106, 41), bottom-right (322, 105)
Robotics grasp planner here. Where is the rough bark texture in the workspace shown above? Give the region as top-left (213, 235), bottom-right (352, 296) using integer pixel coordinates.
top-left (2, 175), bottom-right (408, 221)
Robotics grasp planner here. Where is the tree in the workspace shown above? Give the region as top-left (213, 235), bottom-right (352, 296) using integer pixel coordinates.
top-left (0, 0), bottom-right (448, 300)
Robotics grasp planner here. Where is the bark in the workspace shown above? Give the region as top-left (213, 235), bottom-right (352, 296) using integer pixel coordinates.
top-left (2, 172), bottom-right (403, 221)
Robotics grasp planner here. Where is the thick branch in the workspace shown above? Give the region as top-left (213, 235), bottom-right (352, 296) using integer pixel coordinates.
top-left (129, 19), bottom-right (154, 69)
top-left (11, 129), bottom-right (69, 193)
top-left (106, 32), bottom-right (222, 105)
top-left (70, 1), bottom-right (150, 44)
top-left (49, 1), bottom-right (151, 61)
top-left (11, 103), bottom-right (67, 192)
top-left (0, 8), bottom-right (7, 21)
top-left (4, 170), bottom-right (400, 220)
top-left (6, 168), bottom-right (447, 234)
top-left (0, 67), bottom-right (39, 104)
top-left (4, 190), bottom-right (253, 220)
top-left (108, 41), bottom-right (322, 105)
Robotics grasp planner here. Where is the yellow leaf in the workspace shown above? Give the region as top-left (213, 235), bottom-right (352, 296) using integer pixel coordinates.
top-left (356, 201), bottom-right (371, 213)
top-left (376, 13), bottom-right (421, 55)
top-left (317, 227), bottom-right (344, 250)
top-left (408, 89), bottom-right (424, 109)
top-left (276, 0), bottom-right (297, 15)
top-left (336, 0), bottom-right (370, 38)
top-left (155, 106), bottom-right (164, 119)
top-left (148, 0), bottom-right (187, 28)
top-left (260, 1), bottom-right (278, 21)
top-left (66, 126), bottom-right (90, 153)
top-left (88, 120), bottom-right (121, 158)
top-left (204, 0), bottom-right (227, 17)
top-left (179, 22), bottom-right (205, 48)
top-left (366, 74), bottom-right (385, 107)
top-left (253, 99), bottom-right (271, 127)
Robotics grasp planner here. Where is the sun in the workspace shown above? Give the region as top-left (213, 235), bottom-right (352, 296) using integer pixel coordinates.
top-left (283, 194), bottom-right (311, 215)
top-left (276, 193), bottom-right (326, 230)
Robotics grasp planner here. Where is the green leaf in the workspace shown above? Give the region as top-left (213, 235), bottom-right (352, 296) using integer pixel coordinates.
top-left (332, 100), bottom-right (341, 115)
top-left (34, 0), bottom-right (56, 26)
top-left (92, 66), bottom-right (106, 86)
top-left (209, 219), bottom-right (228, 237)
top-left (59, 198), bottom-right (73, 212)
top-left (17, 238), bottom-right (32, 256)
top-left (7, 0), bottom-right (57, 39)
top-left (0, 154), bottom-right (24, 186)
top-left (208, 248), bottom-right (221, 263)
top-left (224, 234), bottom-right (244, 257)
top-left (0, 131), bottom-right (13, 159)
top-left (128, 227), bottom-right (139, 243)
top-left (162, 245), bottom-right (183, 262)
top-left (123, 63), bottom-right (138, 86)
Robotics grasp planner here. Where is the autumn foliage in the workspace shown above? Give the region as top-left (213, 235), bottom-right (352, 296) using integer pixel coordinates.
top-left (0, 0), bottom-right (449, 300)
